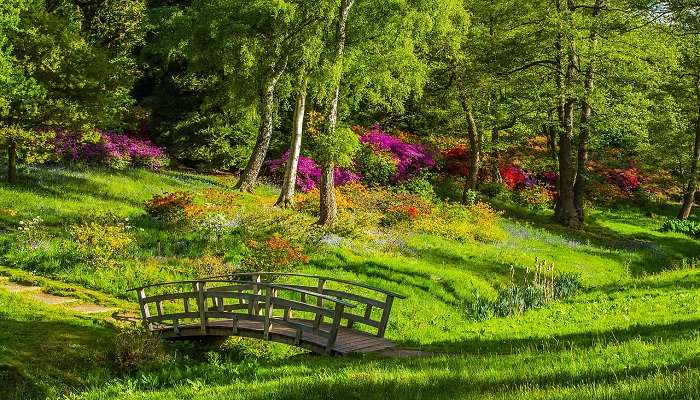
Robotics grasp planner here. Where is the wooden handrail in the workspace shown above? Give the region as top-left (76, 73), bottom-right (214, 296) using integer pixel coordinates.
top-left (206, 272), bottom-right (407, 299)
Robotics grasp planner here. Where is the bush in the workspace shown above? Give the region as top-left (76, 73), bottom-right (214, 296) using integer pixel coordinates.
top-left (462, 189), bottom-right (478, 206)
top-left (53, 130), bottom-right (169, 170)
top-left (479, 182), bottom-right (510, 199)
top-left (355, 144), bottom-right (398, 186)
top-left (660, 219), bottom-right (700, 239)
top-left (358, 125), bottom-right (435, 182)
top-left (240, 235), bottom-right (310, 273)
top-left (394, 175), bottom-right (436, 200)
top-left (515, 186), bottom-right (553, 210)
top-left (265, 151), bottom-right (361, 193)
top-left (69, 220), bottom-right (135, 268)
top-left (414, 202), bottom-right (506, 243)
top-left (111, 326), bottom-right (169, 374)
top-left (145, 191), bottom-right (199, 224)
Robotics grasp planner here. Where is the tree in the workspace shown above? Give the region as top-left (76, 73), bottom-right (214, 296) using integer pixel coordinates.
top-left (668, 1), bottom-right (700, 219)
top-left (0, 0), bottom-right (144, 183)
top-left (316, 0), bottom-right (463, 225)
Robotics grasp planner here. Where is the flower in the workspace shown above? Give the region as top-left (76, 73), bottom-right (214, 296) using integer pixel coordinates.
top-left (265, 151), bottom-right (360, 192)
top-left (359, 125), bottom-right (435, 182)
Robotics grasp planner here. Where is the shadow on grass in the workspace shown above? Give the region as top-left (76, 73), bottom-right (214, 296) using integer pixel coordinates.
top-left (421, 318), bottom-right (700, 355)
top-left (493, 201), bottom-right (700, 277)
top-left (0, 317), bottom-right (114, 399)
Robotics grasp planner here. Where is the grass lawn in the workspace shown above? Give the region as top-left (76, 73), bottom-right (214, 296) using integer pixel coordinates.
top-left (1, 166), bottom-right (700, 399)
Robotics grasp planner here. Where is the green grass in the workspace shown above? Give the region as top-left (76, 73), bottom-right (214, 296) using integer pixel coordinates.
top-left (1, 165), bottom-right (700, 399)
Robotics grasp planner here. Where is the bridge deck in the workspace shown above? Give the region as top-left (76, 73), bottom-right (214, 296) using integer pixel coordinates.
top-left (154, 318), bottom-right (395, 355)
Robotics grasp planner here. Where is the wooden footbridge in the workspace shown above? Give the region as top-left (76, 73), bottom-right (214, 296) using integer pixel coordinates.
top-left (133, 273), bottom-right (405, 355)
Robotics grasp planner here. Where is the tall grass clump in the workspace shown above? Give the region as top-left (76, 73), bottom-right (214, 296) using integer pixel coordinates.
top-left (468, 258), bottom-right (582, 320)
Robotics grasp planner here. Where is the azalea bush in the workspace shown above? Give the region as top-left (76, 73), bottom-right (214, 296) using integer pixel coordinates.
top-left (240, 235), bottom-right (310, 273)
top-left (145, 191), bottom-right (201, 225)
top-left (358, 125), bottom-right (435, 182)
top-left (53, 130), bottom-right (169, 170)
top-left (501, 165), bottom-right (536, 190)
top-left (265, 150), bottom-right (361, 193)
top-left (442, 147), bottom-right (470, 177)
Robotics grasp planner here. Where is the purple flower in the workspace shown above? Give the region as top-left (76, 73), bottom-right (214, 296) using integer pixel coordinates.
top-left (53, 130), bottom-right (168, 170)
top-left (266, 150), bottom-right (360, 192)
top-left (359, 125), bottom-right (434, 182)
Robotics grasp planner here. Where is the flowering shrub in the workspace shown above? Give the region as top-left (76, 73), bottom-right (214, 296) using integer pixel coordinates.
top-left (605, 167), bottom-right (640, 194)
top-left (266, 150), bottom-right (361, 193)
top-left (53, 130), bottom-right (169, 170)
top-left (501, 165), bottom-right (536, 190)
top-left (69, 220), bottom-right (135, 268)
top-left (185, 254), bottom-right (235, 278)
top-left (358, 125), bottom-right (435, 182)
top-left (145, 192), bottom-right (199, 224)
top-left (17, 217), bottom-right (49, 249)
top-left (515, 186), bottom-right (554, 210)
top-left (442, 147), bottom-right (470, 177)
top-left (414, 202), bottom-right (505, 243)
top-left (240, 235), bottom-right (310, 273)
top-left (382, 204), bottom-right (421, 227)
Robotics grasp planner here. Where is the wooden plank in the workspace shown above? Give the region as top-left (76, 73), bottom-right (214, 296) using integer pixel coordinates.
top-left (148, 312), bottom-right (200, 323)
top-left (377, 295), bottom-right (394, 337)
top-left (325, 303), bottom-right (345, 354)
top-left (263, 287), bottom-right (272, 340)
top-left (270, 297), bottom-right (336, 318)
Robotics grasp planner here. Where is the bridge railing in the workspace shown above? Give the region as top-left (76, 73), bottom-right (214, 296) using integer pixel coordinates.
top-left (132, 279), bottom-right (357, 354)
top-left (210, 272), bottom-right (406, 338)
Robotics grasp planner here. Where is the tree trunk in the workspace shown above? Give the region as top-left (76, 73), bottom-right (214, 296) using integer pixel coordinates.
top-left (573, 0), bottom-right (602, 224)
top-left (554, 0), bottom-right (582, 228)
top-left (678, 79), bottom-right (700, 220)
top-left (318, 0), bottom-right (354, 226)
top-left (237, 63), bottom-right (287, 192)
top-left (318, 162), bottom-right (337, 225)
top-left (465, 102), bottom-right (480, 191)
top-left (7, 141), bottom-right (17, 184)
top-left (491, 128), bottom-right (502, 183)
top-left (276, 78), bottom-right (308, 208)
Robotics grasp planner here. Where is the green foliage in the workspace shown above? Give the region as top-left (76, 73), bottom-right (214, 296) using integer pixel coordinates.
top-left (462, 189), bottom-right (478, 206)
top-left (311, 125), bottom-right (360, 168)
top-left (469, 261), bottom-right (583, 321)
top-left (660, 218), bottom-right (700, 239)
top-left (515, 186), bottom-right (553, 210)
top-left (479, 182), bottom-right (510, 199)
top-left (355, 145), bottom-right (398, 186)
top-left (69, 219), bottom-right (135, 269)
top-left (111, 325), bottom-right (169, 374)
top-left (394, 175), bottom-right (436, 200)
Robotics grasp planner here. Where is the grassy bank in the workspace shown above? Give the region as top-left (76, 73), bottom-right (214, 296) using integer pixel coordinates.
top-left (1, 166), bottom-right (699, 399)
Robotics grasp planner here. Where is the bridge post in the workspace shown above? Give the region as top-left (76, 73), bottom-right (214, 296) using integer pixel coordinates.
top-left (252, 274), bottom-right (262, 315)
top-left (137, 288), bottom-right (152, 331)
top-left (313, 278), bottom-right (326, 332)
top-left (263, 286), bottom-right (273, 340)
top-left (196, 281), bottom-right (207, 334)
top-left (377, 295), bottom-right (395, 337)
top-left (325, 302), bottom-right (345, 354)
